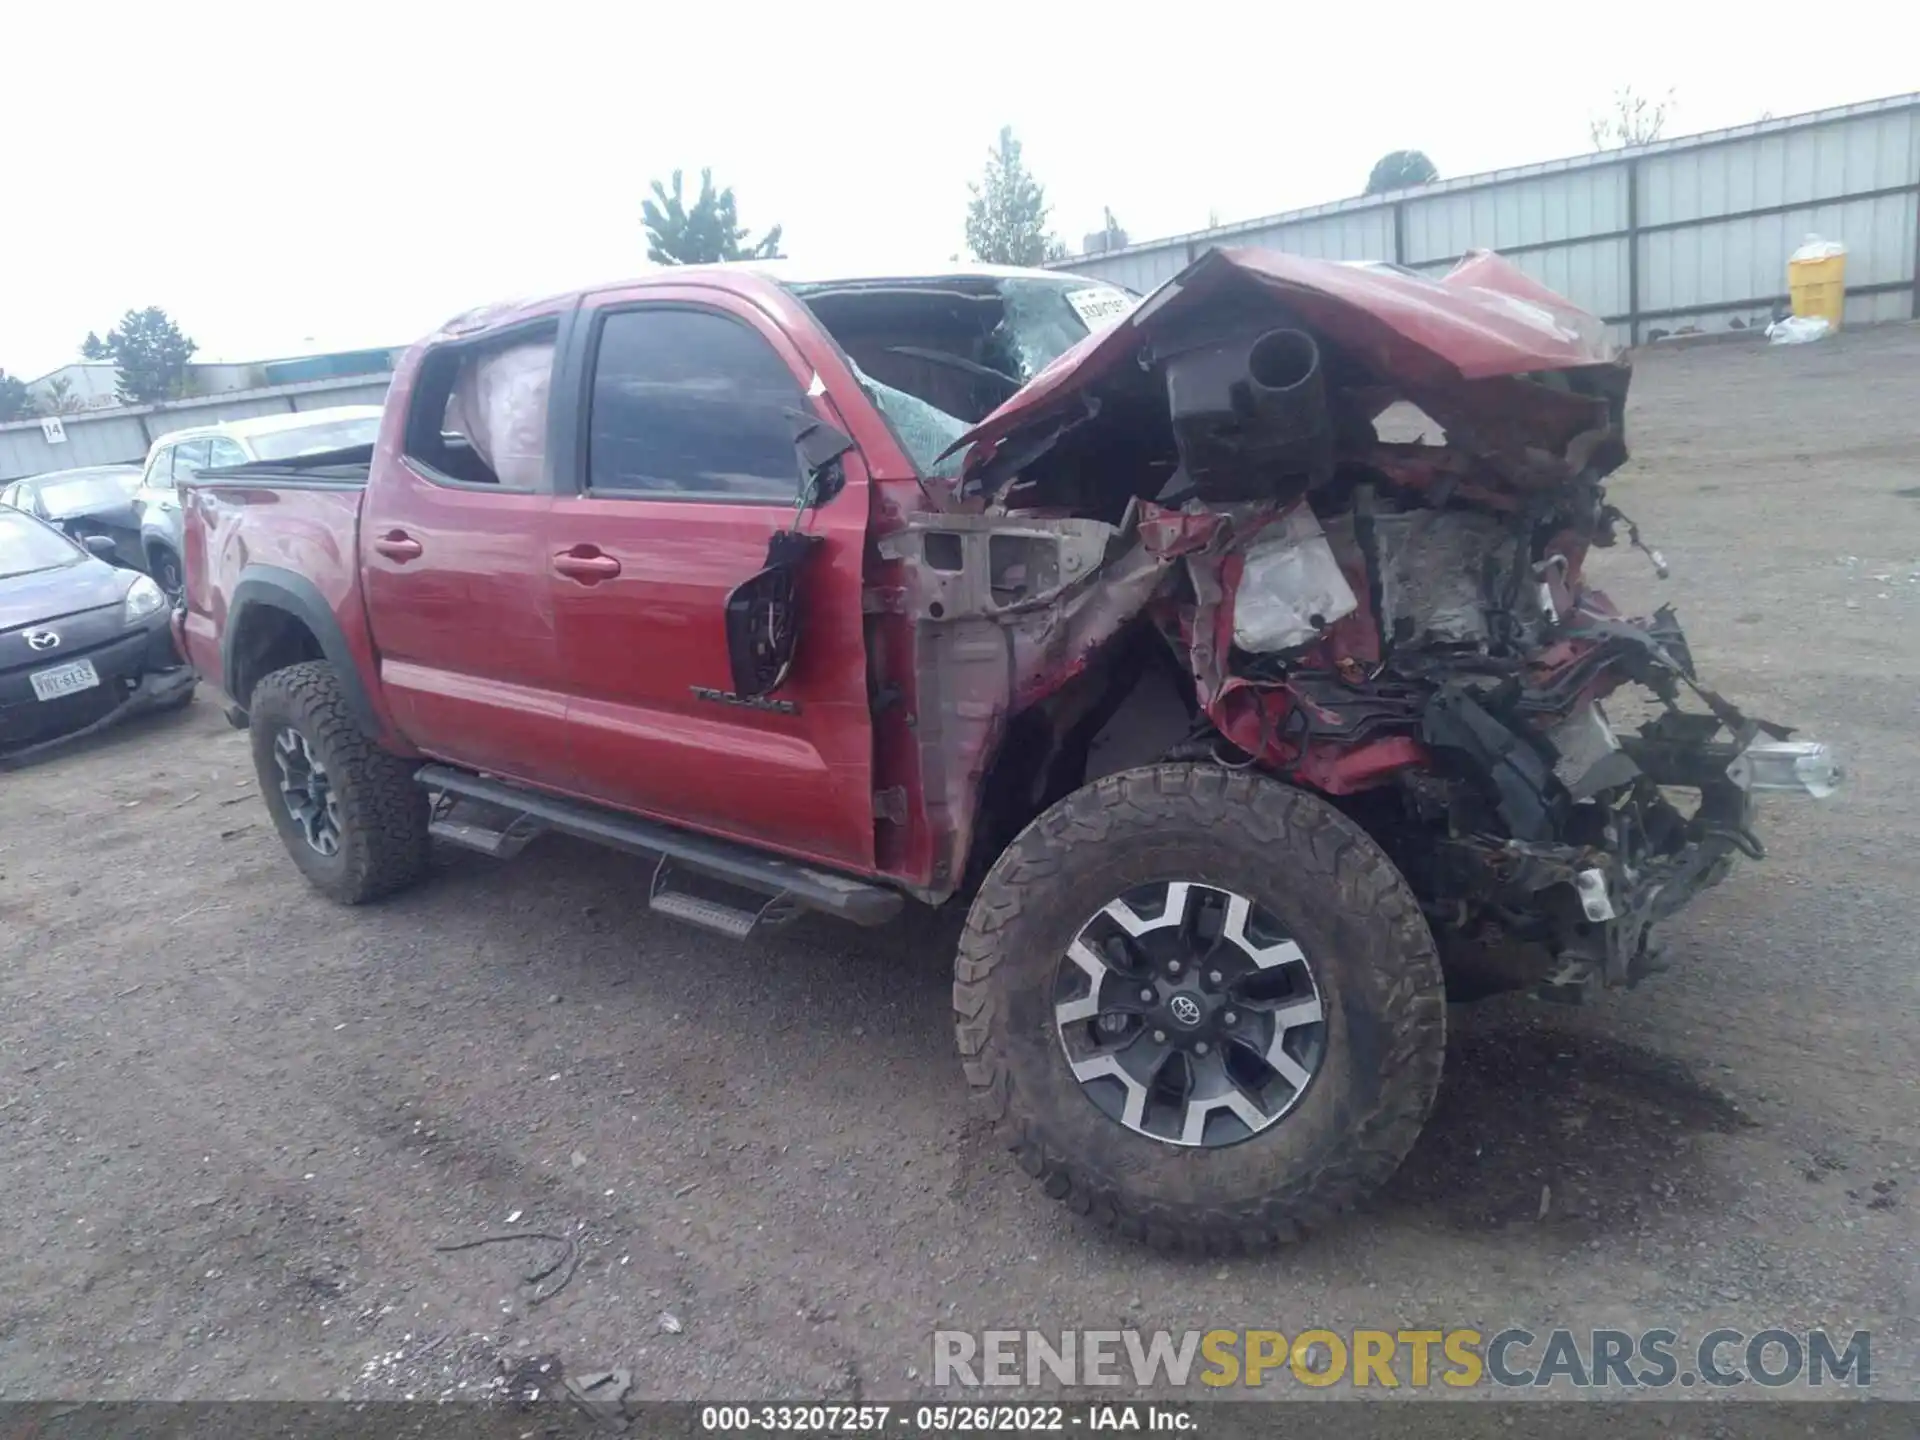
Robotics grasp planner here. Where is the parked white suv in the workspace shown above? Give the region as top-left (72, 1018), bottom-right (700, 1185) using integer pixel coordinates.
top-left (135, 406), bottom-right (384, 596)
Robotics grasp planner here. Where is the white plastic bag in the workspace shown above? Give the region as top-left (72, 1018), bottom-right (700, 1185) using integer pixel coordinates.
top-left (1790, 233), bottom-right (1846, 263)
top-left (1232, 505), bottom-right (1358, 652)
top-left (1766, 315), bottom-right (1832, 346)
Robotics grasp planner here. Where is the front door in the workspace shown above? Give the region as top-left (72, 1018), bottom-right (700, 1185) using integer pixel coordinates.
top-left (547, 290), bottom-right (875, 871)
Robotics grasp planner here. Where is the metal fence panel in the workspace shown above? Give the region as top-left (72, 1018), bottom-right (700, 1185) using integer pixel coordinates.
top-left (1640, 191), bottom-right (1920, 321)
top-left (1638, 108), bottom-right (1920, 226)
top-left (1402, 166), bottom-right (1630, 265)
top-left (0, 375), bottom-right (392, 481)
top-left (1060, 93), bottom-right (1920, 345)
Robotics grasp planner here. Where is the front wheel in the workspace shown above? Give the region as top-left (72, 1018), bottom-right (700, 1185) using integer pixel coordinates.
top-left (953, 764), bottom-right (1445, 1252)
top-left (247, 661), bottom-right (429, 905)
top-left (149, 546), bottom-right (183, 601)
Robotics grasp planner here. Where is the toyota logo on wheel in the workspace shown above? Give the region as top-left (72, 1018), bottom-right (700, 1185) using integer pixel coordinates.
top-left (24, 629), bottom-right (60, 652)
top-left (1169, 994), bottom-right (1203, 1027)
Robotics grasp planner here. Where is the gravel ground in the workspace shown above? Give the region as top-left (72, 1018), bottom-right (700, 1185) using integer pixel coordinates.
top-left (1, 326), bottom-right (1915, 1405)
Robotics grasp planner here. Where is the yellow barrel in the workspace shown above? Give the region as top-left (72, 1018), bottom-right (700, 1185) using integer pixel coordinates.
top-left (1788, 242), bottom-right (1847, 330)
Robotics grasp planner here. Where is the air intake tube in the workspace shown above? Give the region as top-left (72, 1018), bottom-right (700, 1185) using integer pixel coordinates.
top-left (1164, 326), bottom-right (1334, 499)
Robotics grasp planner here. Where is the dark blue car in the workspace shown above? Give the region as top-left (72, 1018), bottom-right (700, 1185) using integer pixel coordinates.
top-left (0, 504), bottom-right (194, 760)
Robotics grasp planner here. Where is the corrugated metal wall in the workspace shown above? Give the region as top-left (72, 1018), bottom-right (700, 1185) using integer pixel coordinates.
top-left (0, 375), bottom-right (391, 481)
top-left (1062, 94), bottom-right (1920, 346)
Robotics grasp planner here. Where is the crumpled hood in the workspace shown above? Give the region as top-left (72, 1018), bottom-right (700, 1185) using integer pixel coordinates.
top-left (949, 247), bottom-right (1628, 487)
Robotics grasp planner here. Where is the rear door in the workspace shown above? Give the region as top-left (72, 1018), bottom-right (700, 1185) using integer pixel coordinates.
top-left (546, 286), bottom-right (876, 869)
top-left (359, 320), bottom-right (577, 787)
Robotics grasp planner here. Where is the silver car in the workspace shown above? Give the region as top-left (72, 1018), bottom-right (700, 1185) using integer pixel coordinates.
top-left (134, 405), bottom-right (384, 596)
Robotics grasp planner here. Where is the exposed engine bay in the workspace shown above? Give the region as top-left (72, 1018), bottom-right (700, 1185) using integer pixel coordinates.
top-left (804, 249), bottom-right (1841, 1000)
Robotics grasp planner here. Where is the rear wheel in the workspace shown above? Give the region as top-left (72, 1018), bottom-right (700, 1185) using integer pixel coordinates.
top-left (247, 661), bottom-right (429, 904)
top-left (953, 764), bottom-right (1445, 1251)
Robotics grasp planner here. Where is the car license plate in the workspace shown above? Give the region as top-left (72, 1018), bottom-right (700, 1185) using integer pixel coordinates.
top-left (30, 658), bottom-right (101, 701)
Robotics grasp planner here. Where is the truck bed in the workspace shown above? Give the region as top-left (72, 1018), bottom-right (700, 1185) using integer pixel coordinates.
top-left (176, 459), bottom-right (370, 702)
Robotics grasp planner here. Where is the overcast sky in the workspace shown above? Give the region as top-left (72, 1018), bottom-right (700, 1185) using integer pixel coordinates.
top-left (4, 2), bottom-right (1914, 378)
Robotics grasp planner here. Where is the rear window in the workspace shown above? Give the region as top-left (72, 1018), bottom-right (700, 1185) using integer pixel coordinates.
top-left (404, 328), bottom-right (556, 489)
top-left (0, 510), bottom-right (82, 579)
top-left (249, 415), bottom-right (382, 462)
top-left (36, 472), bottom-right (138, 516)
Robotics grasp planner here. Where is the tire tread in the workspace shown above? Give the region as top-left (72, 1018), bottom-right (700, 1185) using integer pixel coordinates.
top-left (953, 764), bottom-right (1445, 1254)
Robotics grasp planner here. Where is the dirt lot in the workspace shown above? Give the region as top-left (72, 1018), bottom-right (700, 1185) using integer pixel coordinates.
top-left (2, 326), bottom-right (1916, 1404)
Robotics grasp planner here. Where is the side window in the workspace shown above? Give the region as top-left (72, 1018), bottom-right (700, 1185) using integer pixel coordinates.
top-left (173, 438), bottom-right (212, 481)
top-left (588, 308), bottom-right (808, 502)
top-left (404, 330), bottom-right (555, 490)
top-left (207, 437), bottom-right (249, 468)
top-left (144, 446), bottom-right (176, 491)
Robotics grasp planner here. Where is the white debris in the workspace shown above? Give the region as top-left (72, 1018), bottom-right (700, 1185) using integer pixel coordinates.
top-left (1766, 315), bottom-right (1831, 345)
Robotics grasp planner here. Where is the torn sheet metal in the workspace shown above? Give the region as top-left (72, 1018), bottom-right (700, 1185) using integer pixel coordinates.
top-left (1368, 504), bottom-right (1533, 650)
top-left (943, 247), bottom-right (1625, 489)
top-left (878, 516), bottom-right (1181, 893)
top-left (1231, 505), bottom-right (1358, 653)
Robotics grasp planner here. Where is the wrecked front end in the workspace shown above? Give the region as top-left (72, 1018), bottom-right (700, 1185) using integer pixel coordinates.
top-left (863, 248), bottom-right (1839, 999)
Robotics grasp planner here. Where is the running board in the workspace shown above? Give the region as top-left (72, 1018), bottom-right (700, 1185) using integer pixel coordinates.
top-left (647, 857), bottom-right (802, 940)
top-left (414, 765), bottom-right (903, 927)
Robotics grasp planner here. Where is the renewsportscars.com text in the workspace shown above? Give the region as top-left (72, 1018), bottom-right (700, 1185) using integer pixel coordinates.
top-left (932, 1327), bottom-right (1871, 1390)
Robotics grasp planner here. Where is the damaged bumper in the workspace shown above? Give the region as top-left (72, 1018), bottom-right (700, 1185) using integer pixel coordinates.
top-left (1435, 699), bottom-right (1841, 995)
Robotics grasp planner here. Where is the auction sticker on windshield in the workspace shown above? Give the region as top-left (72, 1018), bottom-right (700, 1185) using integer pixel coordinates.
top-left (1065, 287), bottom-right (1133, 332)
top-left (31, 658), bottom-right (100, 701)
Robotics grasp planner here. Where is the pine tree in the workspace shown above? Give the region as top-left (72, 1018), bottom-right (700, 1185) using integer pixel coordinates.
top-left (85, 308), bottom-right (198, 404)
top-left (965, 127), bottom-right (1059, 266)
top-left (0, 370), bottom-right (34, 423)
top-left (643, 169), bottom-right (783, 265)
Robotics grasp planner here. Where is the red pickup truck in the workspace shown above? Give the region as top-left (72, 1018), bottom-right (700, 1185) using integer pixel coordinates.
top-left (177, 252), bottom-right (1837, 1250)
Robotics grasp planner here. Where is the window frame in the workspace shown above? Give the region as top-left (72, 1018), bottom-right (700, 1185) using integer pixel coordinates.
top-left (143, 444), bottom-right (177, 492)
top-left (571, 300), bottom-right (819, 508)
top-left (401, 315), bottom-right (566, 495)
top-left (172, 438), bottom-right (213, 483)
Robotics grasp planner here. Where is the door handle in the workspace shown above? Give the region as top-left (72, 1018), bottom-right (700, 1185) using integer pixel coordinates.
top-left (374, 531), bottom-right (423, 562)
top-left (552, 547), bottom-right (622, 583)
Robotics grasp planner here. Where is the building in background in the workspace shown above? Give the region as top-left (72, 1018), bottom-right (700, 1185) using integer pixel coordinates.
top-left (26, 347), bottom-right (400, 416)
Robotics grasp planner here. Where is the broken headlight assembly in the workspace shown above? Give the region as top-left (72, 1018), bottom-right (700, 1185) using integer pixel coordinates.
top-left (1726, 739), bottom-right (1844, 799)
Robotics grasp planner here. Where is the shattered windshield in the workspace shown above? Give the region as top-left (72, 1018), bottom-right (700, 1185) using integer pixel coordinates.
top-left (853, 366), bottom-right (970, 479)
top-left (986, 278), bottom-right (1133, 382)
top-left (794, 272), bottom-right (1134, 478)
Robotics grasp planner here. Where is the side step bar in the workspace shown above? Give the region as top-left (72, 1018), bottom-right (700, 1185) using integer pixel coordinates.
top-left (415, 764), bottom-right (904, 928)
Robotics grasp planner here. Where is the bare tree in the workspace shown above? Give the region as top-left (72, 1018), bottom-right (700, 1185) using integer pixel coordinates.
top-left (1590, 86), bottom-right (1674, 150)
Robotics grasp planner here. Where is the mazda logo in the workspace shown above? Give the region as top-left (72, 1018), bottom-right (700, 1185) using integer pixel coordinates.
top-left (1169, 994), bottom-right (1203, 1027)
top-left (24, 629), bottom-right (60, 652)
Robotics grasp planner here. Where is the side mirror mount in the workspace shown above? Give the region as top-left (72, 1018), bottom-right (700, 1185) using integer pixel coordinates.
top-left (790, 412), bottom-right (854, 510)
top-left (725, 529), bottom-right (823, 698)
top-left (82, 534), bottom-right (118, 559)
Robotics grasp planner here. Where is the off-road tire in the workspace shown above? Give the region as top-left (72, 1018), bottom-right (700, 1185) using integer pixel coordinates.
top-left (247, 661), bottom-right (429, 905)
top-left (953, 764), bottom-right (1445, 1252)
